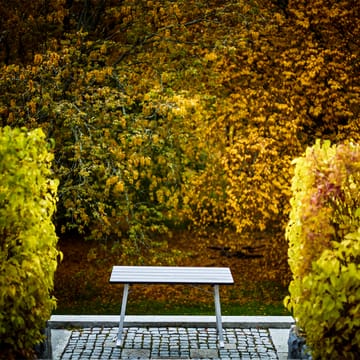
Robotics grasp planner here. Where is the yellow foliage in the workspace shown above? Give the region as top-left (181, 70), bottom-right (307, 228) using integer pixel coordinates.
top-left (0, 0), bottom-right (359, 262)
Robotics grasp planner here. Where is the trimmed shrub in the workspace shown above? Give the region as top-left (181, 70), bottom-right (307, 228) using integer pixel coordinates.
top-left (285, 140), bottom-right (360, 359)
top-left (0, 127), bottom-right (59, 359)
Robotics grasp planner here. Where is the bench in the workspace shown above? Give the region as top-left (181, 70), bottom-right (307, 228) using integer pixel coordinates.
top-left (109, 266), bottom-right (234, 347)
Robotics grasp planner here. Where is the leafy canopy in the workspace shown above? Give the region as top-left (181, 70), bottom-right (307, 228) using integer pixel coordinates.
top-left (0, 0), bottom-right (359, 263)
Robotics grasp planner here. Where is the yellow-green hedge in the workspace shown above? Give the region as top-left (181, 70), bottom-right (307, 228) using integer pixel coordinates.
top-left (0, 127), bottom-right (59, 359)
top-left (285, 140), bottom-right (360, 359)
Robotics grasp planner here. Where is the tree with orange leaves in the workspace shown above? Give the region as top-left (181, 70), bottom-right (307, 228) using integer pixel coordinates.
top-left (0, 0), bottom-right (358, 266)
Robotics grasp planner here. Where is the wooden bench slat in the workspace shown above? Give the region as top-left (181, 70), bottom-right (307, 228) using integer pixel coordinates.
top-left (109, 266), bottom-right (234, 285)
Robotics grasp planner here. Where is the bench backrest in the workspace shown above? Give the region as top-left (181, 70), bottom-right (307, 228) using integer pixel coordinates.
top-left (110, 266), bottom-right (234, 285)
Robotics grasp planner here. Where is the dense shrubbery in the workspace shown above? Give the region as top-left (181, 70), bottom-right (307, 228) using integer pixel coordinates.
top-left (0, 127), bottom-right (59, 359)
top-left (0, 1), bottom-right (359, 260)
top-left (0, 39), bottom-right (204, 247)
top-left (285, 140), bottom-right (360, 359)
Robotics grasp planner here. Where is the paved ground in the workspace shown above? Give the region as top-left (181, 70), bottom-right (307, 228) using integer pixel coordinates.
top-left (49, 316), bottom-right (292, 360)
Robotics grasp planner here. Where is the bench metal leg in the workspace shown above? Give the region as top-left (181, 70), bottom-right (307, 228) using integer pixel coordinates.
top-left (213, 284), bottom-right (224, 347)
top-left (116, 283), bottom-right (129, 347)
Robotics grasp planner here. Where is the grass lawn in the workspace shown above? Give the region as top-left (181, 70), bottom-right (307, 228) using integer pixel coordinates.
top-left (54, 231), bottom-right (291, 317)
top-left (54, 299), bottom-right (290, 316)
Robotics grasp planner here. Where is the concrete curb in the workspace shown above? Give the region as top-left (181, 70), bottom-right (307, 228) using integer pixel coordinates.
top-left (48, 315), bottom-right (294, 329)
top-left (51, 329), bottom-right (72, 360)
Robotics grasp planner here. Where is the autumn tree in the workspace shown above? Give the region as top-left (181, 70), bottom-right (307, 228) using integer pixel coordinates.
top-left (0, 0), bottom-right (66, 64)
top-left (0, 0), bottom-right (359, 266)
top-left (184, 0), bottom-right (360, 252)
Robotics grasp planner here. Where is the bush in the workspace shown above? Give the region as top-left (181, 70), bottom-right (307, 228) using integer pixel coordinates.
top-left (0, 127), bottom-right (59, 359)
top-left (285, 140), bottom-right (360, 359)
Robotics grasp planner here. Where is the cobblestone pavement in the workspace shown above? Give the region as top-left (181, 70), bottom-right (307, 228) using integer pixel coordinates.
top-left (59, 326), bottom-right (279, 359)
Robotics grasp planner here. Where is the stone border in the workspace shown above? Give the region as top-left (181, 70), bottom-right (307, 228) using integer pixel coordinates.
top-left (48, 315), bottom-right (294, 329)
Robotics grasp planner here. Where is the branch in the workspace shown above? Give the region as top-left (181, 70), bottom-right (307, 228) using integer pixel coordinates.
top-left (113, 17), bottom-right (205, 66)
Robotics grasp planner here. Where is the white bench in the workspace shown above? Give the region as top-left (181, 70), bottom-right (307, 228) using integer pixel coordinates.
top-left (109, 266), bottom-right (234, 347)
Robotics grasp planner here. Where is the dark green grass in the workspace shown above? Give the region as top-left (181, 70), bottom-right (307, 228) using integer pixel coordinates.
top-left (53, 300), bottom-right (290, 316)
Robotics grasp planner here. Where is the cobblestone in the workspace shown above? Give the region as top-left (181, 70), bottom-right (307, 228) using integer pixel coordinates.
top-left (59, 326), bottom-right (279, 359)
